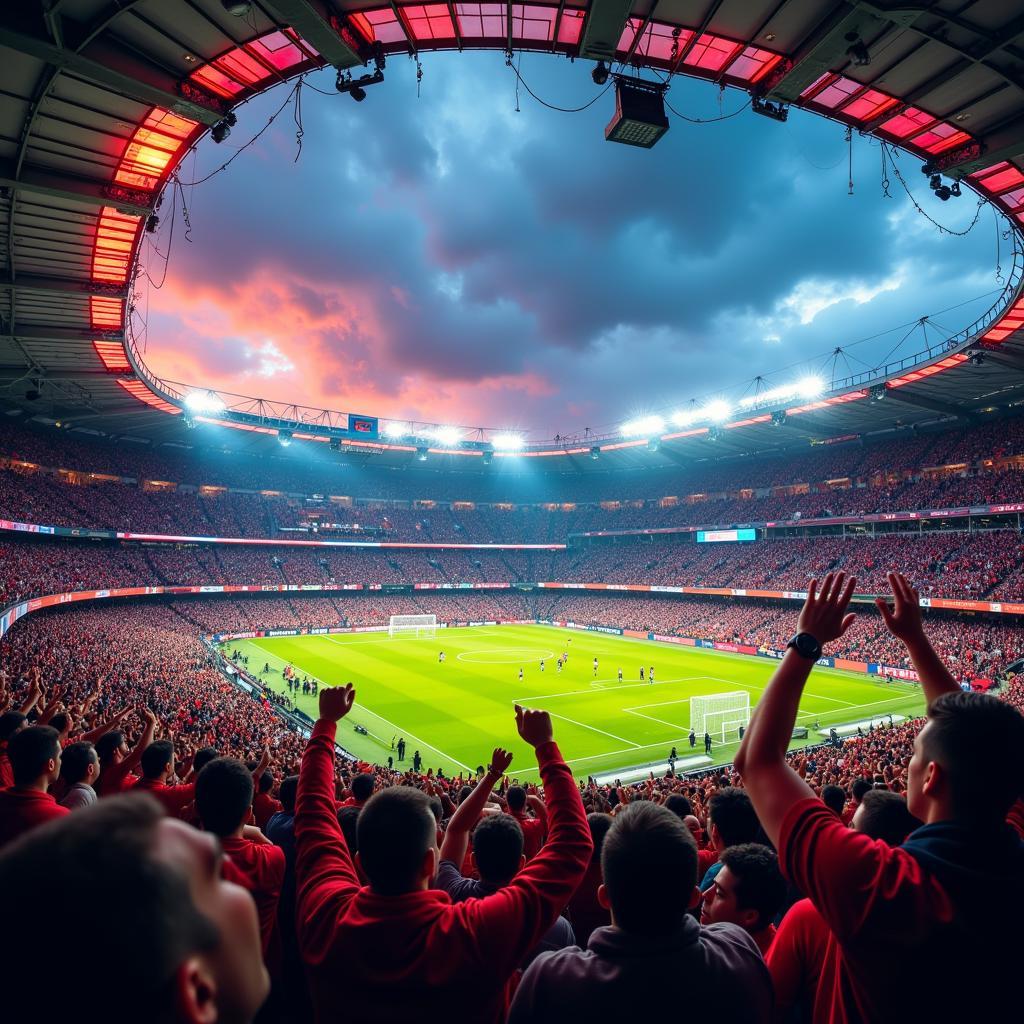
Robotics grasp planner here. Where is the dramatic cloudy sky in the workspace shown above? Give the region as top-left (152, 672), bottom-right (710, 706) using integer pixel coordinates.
top-left (137, 51), bottom-right (1005, 440)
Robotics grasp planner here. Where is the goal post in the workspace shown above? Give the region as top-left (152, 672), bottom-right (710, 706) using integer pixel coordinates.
top-left (388, 614), bottom-right (437, 639)
top-left (690, 692), bottom-right (751, 740)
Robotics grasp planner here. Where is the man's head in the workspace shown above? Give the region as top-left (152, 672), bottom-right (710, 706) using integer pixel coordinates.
top-left (587, 812), bottom-right (613, 864)
top-left (256, 770), bottom-right (273, 796)
top-left (278, 775), bottom-right (298, 815)
top-left (9, 725), bottom-right (61, 788)
top-left (851, 778), bottom-right (873, 804)
top-left (193, 747), bottom-right (220, 773)
top-left (50, 711), bottom-right (72, 738)
top-left (909, 692), bottom-right (1024, 826)
top-left (664, 794), bottom-right (693, 819)
top-left (61, 740), bottom-right (101, 788)
top-left (851, 789), bottom-right (921, 845)
top-left (337, 806), bottom-right (360, 853)
top-left (195, 759), bottom-right (254, 839)
top-left (0, 795), bottom-right (267, 1022)
top-left (350, 773), bottom-right (375, 804)
top-left (506, 786), bottom-right (526, 813)
top-left (356, 787), bottom-right (437, 895)
top-left (471, 813), bottom-right (524, 884)
top-left (822, 785), bottom-right (847, 817)
top-left (700, 843), bottom-right (786, 935)
top-left (0, 710), bottom-right (26, 744)
top-left (600, 802), bottom-right (698, 937)
top-left (141, 739), bottom-right (175, 782)
top-left (708, 788), bottom-right (760, 851)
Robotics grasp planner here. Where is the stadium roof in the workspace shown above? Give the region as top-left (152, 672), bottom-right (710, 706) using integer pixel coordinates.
top-left (2, 0), bottom-right (1024, 470)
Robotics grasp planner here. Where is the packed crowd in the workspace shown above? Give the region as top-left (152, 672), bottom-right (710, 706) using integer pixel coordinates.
top-left (0, 572), bottom-right (1021, 1023)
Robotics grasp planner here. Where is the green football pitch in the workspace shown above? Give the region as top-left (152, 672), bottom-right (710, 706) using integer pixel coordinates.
top-left (224, 625), bottom-right (926, 782)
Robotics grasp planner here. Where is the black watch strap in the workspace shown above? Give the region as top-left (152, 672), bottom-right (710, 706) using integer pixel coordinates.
top-left (787, 632), bottom-right (822, 660)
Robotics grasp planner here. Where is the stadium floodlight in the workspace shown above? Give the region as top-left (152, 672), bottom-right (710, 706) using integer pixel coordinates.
top-left (590, 445), bottom-right (601, 460)
top-left (797, 375), bottom-right (824, 398)
top-left (702, 399), bottom-right (732, 423)
top-left (429, 425), bottom-right (462, 446)
top-left (492, 432), bottom-right (525, 451)
top-left (592, 61), bottom-right (610, 86)
top-left (621, 414), bottom-right (665, 438)
top-left (184, 390), bottom-right (226, 416)
top-left (671, 409), bottom-right (697, 427)
top-left (416, 445), bottom-right (429, 461)
top-left (605, 76), bottom-right (669, 148)
top-left (382, 422), bottom-right (408, 439)
top-left (277, 429), bottom-right (292, 448)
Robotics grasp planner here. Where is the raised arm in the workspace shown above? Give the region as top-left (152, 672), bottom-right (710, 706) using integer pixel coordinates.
top-left (439, 747), bottom-right (513, 866)
top-left (295, 684), bottom-right (361, 962)
top-left (875, 571), bottom-right (959, 703)
top-left (120, 708), bottom-right (158, 774)
top-left (77, 705), bottom-right (132, 745)
top-left (735, 572), bottom-right (857, 847)
top-left (459, 705), bottom-right (592, 974)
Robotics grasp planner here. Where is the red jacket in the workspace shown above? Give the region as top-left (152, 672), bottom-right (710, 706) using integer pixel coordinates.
top-left (222, 835), bottom-right (286, 961)
top-left (0, 788), bottom-right (69, 849)
top-left (511, 805), bottom-right (548, 861)
top-left (253, 791), bottom-right (283, 829)
top-left (766, 897), bottom-right (832, 1021)
top-left (132, 778), bottom-right (196, 816)
top-left (295, 720), bottom-right (591, 1024)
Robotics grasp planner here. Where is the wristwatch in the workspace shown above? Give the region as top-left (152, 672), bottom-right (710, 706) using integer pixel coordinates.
top-left (787, 633), bottom-right (822, 661)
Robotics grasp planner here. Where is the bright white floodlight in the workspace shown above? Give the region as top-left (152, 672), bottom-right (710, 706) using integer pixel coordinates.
top-left (184, 390), bottom-right (226, 415)
top-left (797, 375), bottom-right (824, 398)
top-left (670, 409), bottom-right (697, 427)
top-left (492, 432), bottom-right (525, 451)
top-left (702, 399), bottom-right (732, 423)
top-left (382, 422), bottom-right (408, 438)
top-left (430, 425), bottom-right (462, 446)
top-left (621, 414), bottom-right (665, 437)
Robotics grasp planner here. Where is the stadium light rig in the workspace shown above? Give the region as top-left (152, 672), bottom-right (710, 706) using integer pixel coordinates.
top-left (605, 75), bottom-right (669, 149)
top-left (620, 415), bottom-right (665, 438)
top-left (429, 425), bottom-right (463, 446)
top-left (702, 399), bottom-right (733, 424)
top-left (184, 390), bottom-right (227, 416)
top-left (277, 429), bottom-right (292, 448)
top-left (737, 376), bottom-right (824, 410)
top-left (336, 44), bottom-right (386, 103)
top-left (492, 432), bottom-right (525, 451)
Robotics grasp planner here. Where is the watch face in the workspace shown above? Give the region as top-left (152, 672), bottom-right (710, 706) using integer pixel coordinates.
top-left (793, 634), bottom-right (820, 658)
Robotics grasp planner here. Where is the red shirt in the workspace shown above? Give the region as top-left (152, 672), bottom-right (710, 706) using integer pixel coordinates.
top-left (95, 760), bottom-right (138, 797)
top-left (697, 847), bottom-right (718, 880)
top-left (253, 791), bottom-right (283, 829)
top-left (511, 804), bottom-right (548, 861)
top-left (779, 797), bottom-right (1024, 1022)
top-left (132, 778), bottom-right (196, 816)
top-left (0, 788), bottom-right (69, 849)
top-left (221, 835), bottom-right (286, 959)
top-left (295, 721), bottom-right (591, 1024)
top-left (0, 751), bottom-right (13, 790)
top-left (766, 897), bottom-right (832, 1021)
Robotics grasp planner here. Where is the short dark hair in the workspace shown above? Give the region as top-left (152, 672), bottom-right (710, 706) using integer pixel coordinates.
top-left (922, 692), bottom-right (1024, 825)
top-left (822, 785), bottom-right (847, 817)
top-left (856, 790), bottom-right (921, 846)
top-left (140, 739), bottom-right (174, 780)
top-left (351, 773), bottom-right (374, 802)
top-left (664, 794), bottom-right (693, 819)
top-left (506, 786), bottom-right (526, 812)
top-left (601, 802), bottom-right (697, 936)
top-left (50, 712), bottom-right (71, 734)
top-left (337, 806), bottom-right (360, 853)
top-left (60, 741), bottom-right (98, 786)
top-left (257, 770), bottom-right (273, 794)
top-left (708, 788), bottom-right (760, 848)
top-left (95, 730), bottom-right (124, 766)
top-left (587, 812), bottom-right (613, 864)
top-left (472, 814), bottom-right (524, 883)
top-left (278, 774), bottom-right (299, 814)
top-left (195, 758), bottom-right (254, 837)
top-left (357, 787), bottom-right (436, 895)
top-left (193, 746), bottom-right (220, 773)
top-left (719, 843), bottom-right (786, 931)
top-left (9, 726), bottom-right (60, 786)
top-left (0, 711), bottom-right (26, 742)
top-left (852, 778), bottom-right (873, 802)
top-left (0, 795), bottom-right (218, 1006)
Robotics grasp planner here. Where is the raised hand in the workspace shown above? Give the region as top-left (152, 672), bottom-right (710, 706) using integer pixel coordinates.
top-left (797, 572), bottom-right (858, 646)
top-left (874, 571), bottom-right (924, 643)
top-left (487, 747), bottom-right (514, 778)
top-left (319, 683), bottom-right (356, 723)
top-left (514, 704), bottom-right (554, 749)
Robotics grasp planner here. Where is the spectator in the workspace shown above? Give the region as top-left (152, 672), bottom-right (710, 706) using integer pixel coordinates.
top-left (0, 725), bottom-right (67, 847)
top-left (506, 784), bottom-right (548, 860)
top-left (59, 740), bottom-right (101, 810)
top-left (700, 843), bottom-right (786, 956)
top-left (252, 769), bottom-right (282, 829)
top-left (736, 571), bottom-right (1024, 1021)
top-left (294, 686), bottom-right (591, 1023)
top-left (133, 738), bottom-right (197, 816)
top-left (700, 787), bottom-right (761, 890)
top-left (0, 794), bottom-right (269, 1021)
top-left (508, 802), bottom-right (772, 1022)
top-left (566, 811), bottom-right (613, 946)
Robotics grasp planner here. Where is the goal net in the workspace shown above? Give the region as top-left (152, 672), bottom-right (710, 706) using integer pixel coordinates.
top-left (388, 614), bottom-right (437, 639)
top-left (690, 691), bottom-right (751, 743)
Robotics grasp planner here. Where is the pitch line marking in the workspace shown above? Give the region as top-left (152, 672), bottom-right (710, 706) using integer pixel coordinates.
top-left (624, 710), bottom-right (690, 731)
top-left (510, 676), bottom-right (705, 703)
top-left (348, 706), bottom-right (473, 772)
top-left (533, 711), bottom-right (641, 749)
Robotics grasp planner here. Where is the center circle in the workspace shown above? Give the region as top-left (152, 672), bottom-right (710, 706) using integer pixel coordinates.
top-left (456, 648), bottom-right (556, 665)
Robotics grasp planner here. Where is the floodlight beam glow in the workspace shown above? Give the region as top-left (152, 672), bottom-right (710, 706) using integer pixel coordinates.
top-left (184, 390), bottom-right (226, 415)
top-left (430, 425), bottom-right (463, 446)
top-left (620, 415), bottom-right (665, 437)
top-left (492, 432), bottom-right (525, 451)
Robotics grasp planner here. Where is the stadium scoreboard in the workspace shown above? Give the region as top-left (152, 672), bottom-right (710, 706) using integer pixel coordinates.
top-left (696, 528), bottom-right (757, 543)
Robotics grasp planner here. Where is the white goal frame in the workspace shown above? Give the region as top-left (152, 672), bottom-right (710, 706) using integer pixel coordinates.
top-left (388, 614), bottom-right (437, 639)
top-left (690, 692), bottom-right (751, 740)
